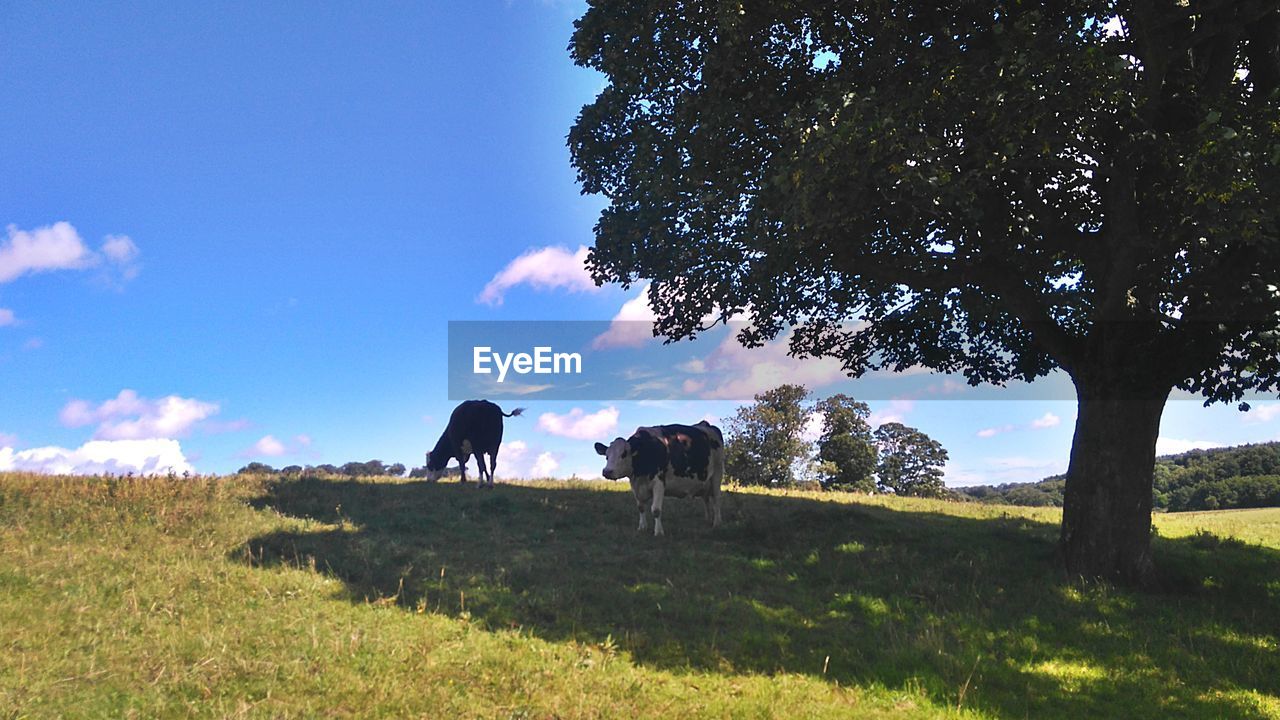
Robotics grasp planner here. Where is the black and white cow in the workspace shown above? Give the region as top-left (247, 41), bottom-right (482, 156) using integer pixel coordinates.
top-left (425, 400), bottom-right (524, 487)
top-left (594, 421), bottom-right (724, 535)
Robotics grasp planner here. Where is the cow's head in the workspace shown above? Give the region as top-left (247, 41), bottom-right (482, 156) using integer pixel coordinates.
top-left (424, 451), bottom-right (444, 482)
top-left (594, 437), bottom-right (632, 480)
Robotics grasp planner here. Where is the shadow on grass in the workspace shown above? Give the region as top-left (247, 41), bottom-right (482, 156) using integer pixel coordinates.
top-left (238, 477), bottom-right (1280, 719)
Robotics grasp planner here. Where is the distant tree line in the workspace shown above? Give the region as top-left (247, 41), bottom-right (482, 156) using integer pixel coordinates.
top-left (958, 442), bottom-right (1280, 512)
top-left (723, 384), bottom-right (949, 498)
top-left (236, 460), bottom-right (408, 477)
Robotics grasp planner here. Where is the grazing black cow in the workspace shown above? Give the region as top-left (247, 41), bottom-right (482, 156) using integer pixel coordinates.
top-left (425, 400), bottom-right (524, 488)
top-left (594, 421), bottom-right (724, 535)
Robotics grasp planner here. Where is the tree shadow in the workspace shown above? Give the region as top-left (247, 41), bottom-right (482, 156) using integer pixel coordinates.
top-left (237, 477), bottom-right (1280, 719)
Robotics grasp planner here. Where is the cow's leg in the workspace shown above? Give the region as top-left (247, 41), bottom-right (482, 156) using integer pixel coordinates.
top-left (651, 481), bottom-right (666, 537)
top-left (631, 481), bottom-right (650, 531)
top-left (710, 486), bottom-right (722, 527)
top-left (457, 455), bottom-right (468, 484)
top-left (474, 452), bottom-right (489, 489)
top-left (487, 451), bottom-right (498, 487)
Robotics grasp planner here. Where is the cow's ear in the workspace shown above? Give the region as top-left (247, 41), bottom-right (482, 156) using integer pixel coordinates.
top-left (594, 442), bottom-right (608, 456)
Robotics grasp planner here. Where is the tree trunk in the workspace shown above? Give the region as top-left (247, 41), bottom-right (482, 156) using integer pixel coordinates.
top-left (1059, 372), bottom-right (1172, 587)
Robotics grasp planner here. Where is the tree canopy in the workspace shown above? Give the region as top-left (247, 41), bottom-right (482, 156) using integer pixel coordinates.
top-left (571, 2), bottom-right (1279, 396)
top-left (724, 384), bottom-right (812, 486)
top-left (814, 394), bottom-right (877, 491)
top-left (873, 422), bottom-right (949, 497)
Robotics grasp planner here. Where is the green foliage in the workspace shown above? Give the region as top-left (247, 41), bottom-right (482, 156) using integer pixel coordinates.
top-left (874, 423), bottom-right (949, 498)
top-left (724, 384), bottom-right (812, 486)
top-left (814, 394), bottom-right (877, 491)
top-left (236, 461), bottom-right (276, 475)
top-left (3, 472), bottom-right (1280, 718)
top-left (965, 442), bottom-right (1280, 511)
top-left (960, 477), bottom-right (1067, 507)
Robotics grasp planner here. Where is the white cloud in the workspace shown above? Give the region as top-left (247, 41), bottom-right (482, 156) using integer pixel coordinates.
top-left (696, 329), bottom-right (848, 400)
top-left (0, 438), bottom-right (195, 475)
top-left (0, 432), bottom-right (16, 447)
top-left (239, 433), bottom-right (313, 459)
top-left (1156, 437), bottom-right (1225, 456)
top-left (504, 439), bottom-right (529, 461)
top-left (678, 358), bottom-right (706, 374)
top-left (59, 389), bottom-right (219, 440)
top-left (101, 235), bottom-right (138, 264)
top-left (536, 406), bottom-right (620, 440)
top-left (250, 435), bottom-right (287, 457)
top-left (98, 234), bottom-right (141, 284)
top-left (592, 284), bottom-right (658, 349)
top-left (869, 400), bottom-right (914, 428)
top-left (0, 308), bottom-right (14, 327)
top-left (802, 411), bottom-right (825, 442)
top-left (591, 284), bottom-right (727, 351)
top-left (477, 245), bottom-right (598, 306)
top-left (0, 222), bottom-right (94, 284)
top-left (530, 451), bottom-right (560, 477)
top-left (1243, 403), bottom-right (1280, 424)
top-left (1030, 412), bottom-right (1061, 429)
top-left (977, 424), bottom-right (1015, 438)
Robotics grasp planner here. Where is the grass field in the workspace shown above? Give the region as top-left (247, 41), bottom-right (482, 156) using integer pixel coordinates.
top-left (1, 473), bottom-right (1278, 718)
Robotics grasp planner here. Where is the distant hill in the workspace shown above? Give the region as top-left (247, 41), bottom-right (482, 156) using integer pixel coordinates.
top-left (958, 442), bottom-right (1280, 512)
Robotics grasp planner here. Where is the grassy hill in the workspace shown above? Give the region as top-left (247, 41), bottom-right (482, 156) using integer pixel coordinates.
top-left (2, 473), bottom-right (1279, 718)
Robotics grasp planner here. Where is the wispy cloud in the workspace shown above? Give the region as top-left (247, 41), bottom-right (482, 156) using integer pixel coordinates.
top-left (976, 424), bottom-right (1015, 438)
top-left (239, 433), bottom-right (312, 459)
top-left (978, 411), bottom-right (1064, 438)
top-left (1243, 403), bottom-right (1280, 424)
top-left (694, 329), bottom-right (848, 400)
top-left (0, 309), bottom-right (14, 327)
top-left (1156, 437), bottom-right (1224, 456)
top-left (536, 406), bottom-right (619, 440)
top-left (869, 400), bottom-right (914, 427)
top-left (477, 245), bottom-right (598, 306)
top-left (59, 389), bottom-right (219, 440)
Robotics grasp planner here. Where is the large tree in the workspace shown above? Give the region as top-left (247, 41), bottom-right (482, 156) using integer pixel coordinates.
top-left (873, 422), bottom-right (950, 498)
top-left (725, 384), bottom-right (812, 486)
top-left (570, 1), bottom-right (1280, 584)
top-left (814, 394), bottom-right (878, 491)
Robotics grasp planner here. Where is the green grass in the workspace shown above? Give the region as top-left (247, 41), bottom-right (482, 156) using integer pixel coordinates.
top-left (1, 473), bottom-right (1278, 718)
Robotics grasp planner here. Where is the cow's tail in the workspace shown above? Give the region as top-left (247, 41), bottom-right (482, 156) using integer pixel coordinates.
top-left (502, 407), bottom-right (526, 418)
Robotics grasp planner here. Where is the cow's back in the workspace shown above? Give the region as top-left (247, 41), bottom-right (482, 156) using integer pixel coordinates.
top-left (638, 424), bottom-right (719, 498)
top-left (448, 400), bottom-right (505, 454)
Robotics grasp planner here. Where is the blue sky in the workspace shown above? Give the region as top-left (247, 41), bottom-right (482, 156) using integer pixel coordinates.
top-left (3, 1), bottom-right (1279, 484)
